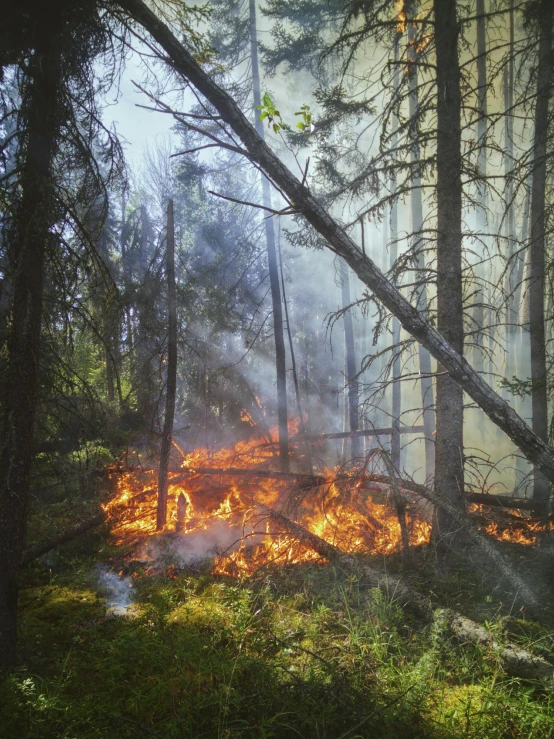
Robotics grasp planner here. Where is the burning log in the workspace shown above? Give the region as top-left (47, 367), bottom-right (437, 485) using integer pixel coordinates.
top-left (175, 492), bottom-right (188, 533)
top-left (263, 506), bottom-right (431, 620)
top-left (170, 467), bottom-right (326, 487)
top-left (263, 507), bottom-right (553, 682)
top-left (362, 450), bottom-right (410, 559)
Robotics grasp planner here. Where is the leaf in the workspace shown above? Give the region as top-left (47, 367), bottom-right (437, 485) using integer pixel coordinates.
top-left (262, 92), bottom-right (272, 107)
top-left (272, 123), bottom-right (280, 133)
top-left (296, 122), bottom-right (305, 130)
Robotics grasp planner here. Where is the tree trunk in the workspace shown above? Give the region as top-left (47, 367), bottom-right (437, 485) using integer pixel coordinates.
top-left (249, 0), bottom-right (289, 472)
top-left (407, 9), bottom-right (435, 482)
top-left (278, 242), bottom-right (313, 473)
top-left (340, 261), bottom-right (361, 459)
top-left (390, 35), bottom-right (402, 474)
top-left (432, 0), bottom-right (465, 542)
top-left (529, 0), bottom-right (553, 513)
top-left (473, 0), bottom-right (488, 375)
top-left (0, 41), bottom-right (61, 669)
top-left (120, 0), bottom-right (554, 484)
top-left (157, 199), bottom-right (178, 529)
top-left (503, 1), bottom-right (517, 385)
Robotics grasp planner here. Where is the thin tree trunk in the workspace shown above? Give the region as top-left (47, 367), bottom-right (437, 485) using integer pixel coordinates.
top-left (278, 241), bottom-right (313, 473)
top-left (504, 1), bottom-right (517, 384)
top-left (120, 0), bottom-right (554, 483)
top-left (407, 9), bottom-right (435, 482)
top-left (389, 35), bottom-right (402, 473)
top-left (433, 0), bottom-right (465, 542)
top-left (529, 0), bottom-right (553, 512)
top-left (473, 0), bottom-right (488, 375)
top-left (341, 261), bottom-right (361, 459)
top-left (157, 199), bottom-right (178, 529)
top-left (249, 0), bottom-right (289, 471)
top-left (0, 41), bottom-right (61, 669)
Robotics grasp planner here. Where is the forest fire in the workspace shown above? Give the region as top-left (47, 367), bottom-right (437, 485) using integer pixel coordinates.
top-left (104, 430), bottom-right (434, 576)
top-left (104, 430), bottom-right (552, 578)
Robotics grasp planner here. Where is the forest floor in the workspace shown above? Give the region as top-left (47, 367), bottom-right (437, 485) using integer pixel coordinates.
top-left (2, 477), bottom-right (554, 738)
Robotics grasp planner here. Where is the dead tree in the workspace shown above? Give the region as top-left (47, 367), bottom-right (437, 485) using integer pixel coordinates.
top-left (249, 0), bottom-right (289, 472)
top-left (390, 33), bottom-right (402, 474)
top-left (157, 198), bottom-right (178, 529)
top-left (407, 4), bottom-right (435, 481)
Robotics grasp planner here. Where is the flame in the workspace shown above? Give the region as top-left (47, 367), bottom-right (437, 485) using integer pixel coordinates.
top-left (103, 425), bottom-right (433, 576)
top-left (395, 0), bottom-right (407, 34)
top-left (104, 431), bottom-right (551, 577)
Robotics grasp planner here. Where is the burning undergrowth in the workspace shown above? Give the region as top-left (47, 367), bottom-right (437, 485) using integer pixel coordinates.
top-left (103, 429), bottom-right (553, 578)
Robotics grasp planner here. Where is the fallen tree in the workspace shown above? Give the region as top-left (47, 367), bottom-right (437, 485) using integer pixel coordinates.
top-left (21, 511), bottom-right (107, 565)
top-left (115, 0), bottom-right (554, 490)
top-left (357, 472), bottom-right (539, 611)
top-left (170, 467), bottom-right (535, 510)
top-left (264, 507), bottom-right (553, 682)
top-left (20, 492), bottom-right (149, 565)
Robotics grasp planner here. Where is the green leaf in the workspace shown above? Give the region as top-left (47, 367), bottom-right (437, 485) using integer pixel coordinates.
top-left (296, 122), bottom-right (305, 130)
top-left (262, 92), bottom-right (272, 107)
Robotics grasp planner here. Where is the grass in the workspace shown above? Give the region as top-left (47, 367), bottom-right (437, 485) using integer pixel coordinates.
top-left (2, 538), bottom-right (554, 739)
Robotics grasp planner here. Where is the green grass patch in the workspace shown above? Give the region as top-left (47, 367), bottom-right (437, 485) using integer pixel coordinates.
top-left (1, 552), bottom-right (553, 738)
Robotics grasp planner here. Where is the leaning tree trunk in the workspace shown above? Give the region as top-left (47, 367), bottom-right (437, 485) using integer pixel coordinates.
top-left (432, 0), bottom-right (466, 542)
top-left (407, 7), bottom-right (435, 481)
top-left (340, 260), bottom-right (361, 459)
top-left (249, 0), bottom-right (289, 471)
top-left (119, 0), bottom-right (554, 484)
top-left (529, 0), bottom-right (553, 513)
top-left (157, 199), bottom-right (178, 529)
top-left (0, 40), bottom-right (61, 669)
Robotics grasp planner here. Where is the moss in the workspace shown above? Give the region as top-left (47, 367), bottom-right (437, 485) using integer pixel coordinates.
top-left (2, 552), bottom-right (553, 739)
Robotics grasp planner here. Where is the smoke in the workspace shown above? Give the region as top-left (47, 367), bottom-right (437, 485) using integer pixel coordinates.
top-left (140, 519), bottom-right (252, 566)
top-left (97, 567), bottom-right (135, 616)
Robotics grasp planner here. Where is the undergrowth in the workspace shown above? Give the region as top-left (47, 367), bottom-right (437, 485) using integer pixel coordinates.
top-left (1, 541), bottom-right (554, 739)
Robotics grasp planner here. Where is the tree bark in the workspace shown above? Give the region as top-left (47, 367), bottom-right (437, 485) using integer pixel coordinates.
top-left (432, 0), bottom-right (465, 542)
top-left (0, 40), bottom-right (61, 669)
top-left (249, 0), bottom-right (289, 472)
top-left (407, 8), bottom-right (435, 481)
top-left (529, 0), bottom-right (553, 512)
top-left (157, 199), bottom-right (178, 529)
top-left (118, 0), bottom-right (554, 485)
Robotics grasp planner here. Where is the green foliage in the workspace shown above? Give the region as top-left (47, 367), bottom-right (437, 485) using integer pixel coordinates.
top-left (257, 92), bottom-right (314, 135)
top-left (257, 91), bottom-right (291, 133)
top-left (3, 548), bottom-right (554, 739)
top-left (498, 375), bottom-right (533, 398)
